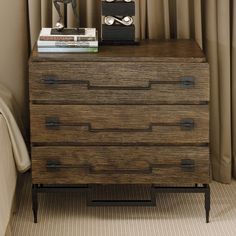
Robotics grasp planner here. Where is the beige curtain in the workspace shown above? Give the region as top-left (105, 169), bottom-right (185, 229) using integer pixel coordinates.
top-left (28, 0), bottom-right (236, 184)
top-left (0, 0), bottom-right (29, 123)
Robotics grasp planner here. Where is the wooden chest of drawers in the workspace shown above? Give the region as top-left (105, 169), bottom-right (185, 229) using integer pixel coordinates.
top-left (29, 40), bottom-right (210, 222)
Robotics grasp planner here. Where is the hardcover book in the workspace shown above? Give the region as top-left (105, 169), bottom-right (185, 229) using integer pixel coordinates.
top-left (39, 28), bottom-right (97, 41)
top-left (37, 47), bottom-right (98, 53)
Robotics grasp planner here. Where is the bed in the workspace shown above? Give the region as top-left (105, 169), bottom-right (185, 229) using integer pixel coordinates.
top-left (0, 85), bottom-right (30, 236)
top-left (0, 114), bottom-right (17, 236)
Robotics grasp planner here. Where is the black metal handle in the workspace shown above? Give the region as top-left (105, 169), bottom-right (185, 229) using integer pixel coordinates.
top-left (46, 160), bottom-right (195, 173)
top-left (45, 117), bottom-right (60, 129)
top-left (46, 160), bottom-right (90, 171)
top-left (90, 167), bottom-right (152, 175)
top-left (181, 159), bottom-right (195, 172)
top-left (41, 76), bottom-right (59, 85)
top-left (151, 160), bottom-right (195, 172)
top-left (46, 160), bottom-right (61, 169)
top-left (180, 76), bottom-right (195, 88)
top-left (46, 161), bottom-right (153, 174)
top-left (41, 76), bottom-right (195, 89)
top-left (180, 119), bottom-right (194, 130)
top-left (45, 117), bottom-right (195, 132)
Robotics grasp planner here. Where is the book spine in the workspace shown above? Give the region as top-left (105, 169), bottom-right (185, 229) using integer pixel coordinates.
top-left (39, 36), bottom-right (97, 42)
top-left (77, 36), bottom-right (97, 41)
top-left (38, 47), bottom-right (98, 53)
top-left (37, 41), bottom-right (98, 48)
top-left (39, 36), bottom-right (76, 41)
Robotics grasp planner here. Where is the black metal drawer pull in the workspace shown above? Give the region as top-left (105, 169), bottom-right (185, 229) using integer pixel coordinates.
top-left (41, 76), bottom-right (195, 90)
top-left (180, 76), bottom-right (195, 88)
top-left (90, 167), bottom-right (152, 175)
top-left (45, 117), bottom-right (60, 129)
top-left (41, 76), bottom-right (59, 85)
top-left (46, 160), bottom-right (195, 173)
top-left (180, 119), bottom-right (195, 130)
top-left (46, 161), bottom-right (153, 174)
top-left (151, 159), bottom-right (195, 173)
top-left (45, 117), bottom-right (195, 132)
top-left (181, 159), bottom-right (195, 172)
top-left (46, 162), bottom-right (90, 173)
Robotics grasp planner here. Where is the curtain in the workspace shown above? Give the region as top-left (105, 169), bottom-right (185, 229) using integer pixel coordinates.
top-left (0, 0), bottom-right (29, 122)
top-left (28, 0), bottom-right (236, 184)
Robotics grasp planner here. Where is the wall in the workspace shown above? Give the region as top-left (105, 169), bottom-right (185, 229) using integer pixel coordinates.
top-left (0, 0), bottom-right (29, 121)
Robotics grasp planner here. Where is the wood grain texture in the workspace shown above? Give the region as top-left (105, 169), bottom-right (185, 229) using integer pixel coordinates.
top-left (30, 105), bottom-right (209, 145)
top-left (29, 39), bottom-right (210, 186)
top-left (30, 40), bottom-right (206, 63)
top-left (29, 62), bottom-right (209, 104)
top-left (31, 146), bottom-right (210, 184)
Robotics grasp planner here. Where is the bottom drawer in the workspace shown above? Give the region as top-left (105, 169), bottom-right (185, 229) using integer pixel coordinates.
top-left (32, 146), bottom-right (210, 184)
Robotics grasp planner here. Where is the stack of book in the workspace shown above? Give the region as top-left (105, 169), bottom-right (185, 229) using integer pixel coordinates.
top-left (37, 28), bottom-right (98, 53)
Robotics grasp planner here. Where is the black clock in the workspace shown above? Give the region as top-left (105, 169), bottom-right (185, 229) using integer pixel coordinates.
top-left (101, 0), bottom-right (137, 45)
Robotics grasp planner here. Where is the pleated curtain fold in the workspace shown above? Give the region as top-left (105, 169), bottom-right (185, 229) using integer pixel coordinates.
top-left (28, 0), bottom-right (236, 184)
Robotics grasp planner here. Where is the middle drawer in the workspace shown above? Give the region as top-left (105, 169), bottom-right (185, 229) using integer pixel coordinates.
top-left (30, 105), bottom-right (209, 145)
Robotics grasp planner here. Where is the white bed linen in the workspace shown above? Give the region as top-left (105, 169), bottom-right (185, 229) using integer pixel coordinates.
top-left (0, 84), bottom-right (31, 236)
top-left (0, 85), bottom-right (30, 172)
top-left (0, 115), bottom-right (17, 236)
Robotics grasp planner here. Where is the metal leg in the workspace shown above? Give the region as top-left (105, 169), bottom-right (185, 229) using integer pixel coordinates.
top-left (204, 184), bottom-right (210, 223)
top-left (153, 184), bottom-right (211, 223)
top-left (32, 184), bottom-right (38, 223)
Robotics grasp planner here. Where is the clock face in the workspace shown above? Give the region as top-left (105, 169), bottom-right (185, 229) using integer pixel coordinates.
top-left (101, 0), bottom-right (136, 43)
top-left (103, 0), bottom-right (134, 26)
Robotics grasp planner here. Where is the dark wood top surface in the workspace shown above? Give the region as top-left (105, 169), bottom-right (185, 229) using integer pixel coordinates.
top-left (31, 40), bottom-right (206, 63)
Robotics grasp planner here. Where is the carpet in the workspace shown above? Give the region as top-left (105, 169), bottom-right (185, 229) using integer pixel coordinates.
top-left (11, 174), bottom-right (236, 236)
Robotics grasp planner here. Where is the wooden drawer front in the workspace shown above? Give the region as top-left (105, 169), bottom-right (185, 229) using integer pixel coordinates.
top-left (30, 105), bottom-right (209, 145)
top-left (29, 62), bottom-right (209, 104)
top-left (32, 146), bottom-right (210, 184)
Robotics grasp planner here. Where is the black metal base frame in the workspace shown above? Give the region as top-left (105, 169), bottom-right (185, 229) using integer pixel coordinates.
top-left (32, 184), bottom-right (210, 224)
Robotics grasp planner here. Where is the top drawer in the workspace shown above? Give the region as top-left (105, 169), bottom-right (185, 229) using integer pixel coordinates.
top-left (29, 62), bottom-right (209, 104)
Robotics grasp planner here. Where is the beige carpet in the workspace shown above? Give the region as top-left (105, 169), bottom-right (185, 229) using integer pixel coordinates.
top-left (11, 175), bottom-right (236, 236)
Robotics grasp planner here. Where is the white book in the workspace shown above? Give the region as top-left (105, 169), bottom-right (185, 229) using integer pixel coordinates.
top-left (38, 47), bottom-right (98, 53)
top-left (37, 40), bottom-right (98, 48)
top-left (39, 28), bottom-right (97, 41)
